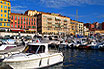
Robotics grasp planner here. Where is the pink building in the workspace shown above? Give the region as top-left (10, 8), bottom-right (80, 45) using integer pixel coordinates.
top-left (10, 13), bottom-right (37, 33)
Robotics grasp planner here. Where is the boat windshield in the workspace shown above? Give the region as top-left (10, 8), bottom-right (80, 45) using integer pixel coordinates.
top-left (23, 45), bottom-right (45, 54)
top-left (48, 44), bottom-right (59, 53)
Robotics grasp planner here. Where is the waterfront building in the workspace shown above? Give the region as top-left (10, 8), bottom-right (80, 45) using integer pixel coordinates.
top-left (84, 23), bottom-right (95, 31)
top-left (77, 22), bottom-right (84, 35)
top-left (84, 26), bottom-right (90, 36)
top-left (70, 20), bottom-right (77, 35)
top-left (0, 0), bottom-right (11, 29)
top-left (25, 10), bottom-right (71, 35)
top-left (102, 22), bottom-right (104, 30)
top-left (10, 13), bottom-right (37, 33)
top-left (70, 20), bottom-right (84, 35)
top-left (25, 10), bottom-right (41, 16)
top-left (93, 22), bottom-right (100, 30)
top-left (95, 30), bottom-right (104, 34)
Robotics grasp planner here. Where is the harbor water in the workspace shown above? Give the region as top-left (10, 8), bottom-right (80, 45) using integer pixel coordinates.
top-left (46, 49), bottom-right (104, 69)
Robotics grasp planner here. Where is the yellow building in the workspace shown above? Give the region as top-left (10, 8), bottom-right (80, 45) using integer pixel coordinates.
top-left (95, 30), bottom-right (104, 34)
top-left (0, 0), bottom-right (11, 29)
top-left (25, 10), bottom-right (71, 35)
top-left (70, 20), bottom-right (77, 35)
top-left (71, 20), bottom-right (84, 35)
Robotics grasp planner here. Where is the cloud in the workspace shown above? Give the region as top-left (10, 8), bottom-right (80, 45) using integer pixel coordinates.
top-left (11, 5), bottom-right (27, 13)
top-left (11, 6), bottom-right (26, 9)
top-left (40, 0), bottom-right (104, 8)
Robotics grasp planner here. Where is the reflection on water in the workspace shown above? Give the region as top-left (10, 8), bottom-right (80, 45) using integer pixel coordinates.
top-left (47, 49), bottom-right (104, 69)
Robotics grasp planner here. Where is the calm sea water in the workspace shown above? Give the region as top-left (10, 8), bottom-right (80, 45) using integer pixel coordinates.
top-left (46, 49), bottom-right (104, 69)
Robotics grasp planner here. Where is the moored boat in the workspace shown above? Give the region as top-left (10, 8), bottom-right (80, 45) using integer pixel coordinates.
top-left (3, 42), bottom-right (64, 69)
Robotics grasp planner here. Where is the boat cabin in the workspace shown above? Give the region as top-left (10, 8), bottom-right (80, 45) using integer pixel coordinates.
top-left (23, 43), bottom-right (59, 54)
top-left (24, 43), bottom-right (48, 54)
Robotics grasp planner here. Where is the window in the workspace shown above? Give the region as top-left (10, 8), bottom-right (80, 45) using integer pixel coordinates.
top-left (4, 6), bottom-right (7, 9)
top-left (21, 20), bottom-right (23, 24)
top-left (7, 23), bottom-right (10, 26)
top-left (0, 23), bottom-right (2, 26)
top-left (4, 19), bottom-right (7, 21)
top-left (18, 25), bottom-right (20, 28)
top-left (21, 26), bottom-right (22, 28)
top-left (24, 26), bottom-right (25, 29)
top-left (8, 3), bottom-right (9, 5)
top-left (18, 20), bottom-right (20, 24)
top-left (8, 7), bottom-right (10, 9)
top-left (24, 21), bottom-right (25, 24)
top-left (8, 19), bottom-right (10, 22)
top-left (0, 18), bottom-right (3, 21)
top-left (15, 25), bottom-right (17, 28)
top-left (25, 45), bottom-right (45, 54)
top-left (8, 10), bottom-right (10, 14)
top-left (15, 16), bottom-right (17, 20)
top-left (26, 22), bottom-right (28, 25)
top-left (4, 23), bottom-right (6, 26)
top-left (5, 14), bottom-right (6, 17)
top-left (11, 25), bottom-right (13, 27)
top-left (24, 17), bottom-right (25, 21)
top-left (28, 26), bottom-right (31, 28)
top-left (1, 5), bottom-right (3, 8)
top-left (4, 2), bottom-right (6, 4)
top-left (0, 1), bottom-right (2, 3)
top-left (1, 10), bottom-right (3, 12)
top-left (11, 16), bottom-right (13, 19)
top-left (32, 26), bottom-right (36, 29)
top-left (26, 18), bottom-right (28, 20)
top-left (4, 10), bottom-right (7, 13)
top-left (1, 14), bottom-right (3, 17)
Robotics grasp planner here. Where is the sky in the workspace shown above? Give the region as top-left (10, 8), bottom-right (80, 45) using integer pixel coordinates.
top-left (10, 0), bottom-right (104, 23)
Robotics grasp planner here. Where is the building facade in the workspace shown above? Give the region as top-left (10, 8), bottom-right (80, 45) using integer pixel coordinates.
top-left (0, 0), bottom-right (11, 29)
top-left (84, 23), bottom-right (95, 31)
top-left (25, 10), bottom-right (41, 16)
top-left (25, 10), bottom-right (71, 35)
top-left (10, 13), bottom-right (37, 33)
top-left (93, 22), bottom-right (100, 30)
top-left (70, 20), bottom-right (77, 35)
top-left (84, 26), bottom-right (90, 36)
top-left (102, 22), bottom-right (104, 30)
top-left (70, 20), bottom-right (84, 35)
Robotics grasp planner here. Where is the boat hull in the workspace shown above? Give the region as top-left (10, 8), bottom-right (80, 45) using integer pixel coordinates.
top-left (3, 53), bottom-right (64, 69)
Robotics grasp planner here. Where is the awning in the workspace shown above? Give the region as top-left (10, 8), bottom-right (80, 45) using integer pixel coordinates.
top-left (11, 28), bottom-right (24, 32)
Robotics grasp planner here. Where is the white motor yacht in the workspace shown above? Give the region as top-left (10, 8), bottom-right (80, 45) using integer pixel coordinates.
top-left (3, 43), bottom-right (64, 69)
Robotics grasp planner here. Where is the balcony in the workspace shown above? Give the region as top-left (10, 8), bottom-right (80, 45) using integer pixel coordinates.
top-left (55, 17), bottom-right (61, 21)
top-left (64, 19), bottom-right (68, 22)
top-left (48, 26), bottom-right (52, 28)
top-left (48, 22), bottom-right (52, 24)
top-left (47, 18), bottom-right (52, 20)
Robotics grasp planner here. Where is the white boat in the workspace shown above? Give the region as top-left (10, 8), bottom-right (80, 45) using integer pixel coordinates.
top-left (3, 43), bottom-right (64, 69)
top-left (0, 44), bottom-right (25, 60)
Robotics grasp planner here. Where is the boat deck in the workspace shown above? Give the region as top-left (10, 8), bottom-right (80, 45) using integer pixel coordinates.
top-left (0, 46), bottom-right (25, 54)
